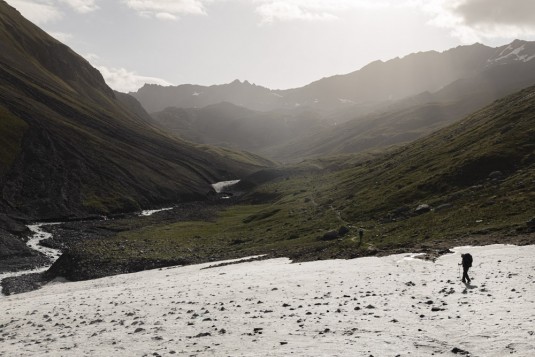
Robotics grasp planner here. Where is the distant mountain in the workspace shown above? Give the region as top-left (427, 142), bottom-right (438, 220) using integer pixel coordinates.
top-left (0, 1), bottom-right (271, 221)
top-left (268, 56), bottom-right (535, 161)
top-left (131, 40), bottom-right (535, 114)
top-left (131, 40), bottom-right (535, 163)
top-left (133, 80), bottom-right (281, 113)
top-left (150, 102), bottom-right (324, 152)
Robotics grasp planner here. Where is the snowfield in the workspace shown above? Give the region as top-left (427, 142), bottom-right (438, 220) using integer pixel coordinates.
top-left (1, 244), bottom-right (534, 356)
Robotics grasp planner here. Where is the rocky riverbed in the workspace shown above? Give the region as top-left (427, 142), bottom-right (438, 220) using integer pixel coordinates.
top-left (0, 200), bottom-right (229, 295)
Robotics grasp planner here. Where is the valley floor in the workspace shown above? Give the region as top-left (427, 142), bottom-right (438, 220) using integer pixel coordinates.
top-left (1, 245), bottom-right (534, 356)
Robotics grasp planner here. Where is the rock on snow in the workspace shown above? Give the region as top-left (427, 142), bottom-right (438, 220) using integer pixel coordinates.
top-left (1, 245), bottom-right (534, 356)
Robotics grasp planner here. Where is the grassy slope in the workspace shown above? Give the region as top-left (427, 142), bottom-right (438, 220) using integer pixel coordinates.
top-left (69, 86), bottom-right (535, 267)
top-left (0, 105), bottom-right (27, 176)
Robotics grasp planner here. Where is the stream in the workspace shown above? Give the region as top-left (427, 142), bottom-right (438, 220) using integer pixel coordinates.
top-left (0, 223), bottom-right (61, 296)
top-left (0, 180), bottom-right (242, 296)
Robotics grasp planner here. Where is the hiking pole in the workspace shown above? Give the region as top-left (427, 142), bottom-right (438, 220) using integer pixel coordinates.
top-left (458, 263), bottom-right (461, 280)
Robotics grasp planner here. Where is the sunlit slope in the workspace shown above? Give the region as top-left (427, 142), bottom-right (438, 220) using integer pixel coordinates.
top-left (0, 2), bottom-right (271, 219)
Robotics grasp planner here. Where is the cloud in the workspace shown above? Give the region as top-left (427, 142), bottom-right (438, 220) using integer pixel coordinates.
top-left (59, 0), bottom-right (100, 13)
top-left (122, 0), bottom-right (208, 19)
top-left (97, 66), bottom-right (173, 92)
top-left (252, 0), bottom-right (392, 23)
top-left (49, 31), bottom-right (73, 42)
top-left (255, 1), bottom-right (338, 23)
top-left (454, 0), bottom-right (535, 27)
top-left (155, 12), bottom-right (178, 21)
top-left (414, 0), bottom-right (535, 42)
top-left (6, 0), bottom-right (63, 24)
top-left (83, 53), bottom-right (101, 62)
top-left (6, 0), bottom-right (99, 24)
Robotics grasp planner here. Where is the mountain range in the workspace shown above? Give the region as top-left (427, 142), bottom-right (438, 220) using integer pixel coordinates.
top-left (132, 40), bottom-right (535, 114)
top-left (132, 39), bottom-right (535, 162)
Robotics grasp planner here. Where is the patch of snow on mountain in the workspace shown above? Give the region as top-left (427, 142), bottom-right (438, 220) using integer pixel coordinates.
top-left (489, 42), bottom-right (535, 64)
top-left (212, 180), bottom-right (240, 193)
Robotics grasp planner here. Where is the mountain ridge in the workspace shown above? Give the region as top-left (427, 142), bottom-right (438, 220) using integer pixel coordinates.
top-left (131, 40), bottom-right (535, 114)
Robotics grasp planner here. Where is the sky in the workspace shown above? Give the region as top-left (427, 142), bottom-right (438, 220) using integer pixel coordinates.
top-left (5, 0), bottom-right (535, 92)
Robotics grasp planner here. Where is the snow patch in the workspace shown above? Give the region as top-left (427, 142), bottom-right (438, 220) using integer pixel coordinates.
top-left (212, 180), bottom-right (240, 193)
top-left (1, 244), bottom-right (534, 355)
top-left (139, 207), bottom-right (173, 216)
top-left (490, 43), bottom-right (535, 64)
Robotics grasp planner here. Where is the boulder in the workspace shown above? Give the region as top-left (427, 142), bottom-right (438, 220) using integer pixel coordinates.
top-left (338, 226), bottom-right (350, 237)
top-left (488, 171), bottom-right (504, 180)
top-left (414, 204), bottom-right (431, 215)
top-left (319, 230), bottom-right (339, 241)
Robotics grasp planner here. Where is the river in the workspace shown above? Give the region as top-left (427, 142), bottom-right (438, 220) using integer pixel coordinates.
top-left (0, 223), bottom-right (62, 296)
top-left (0, 180), bottom-right (243, 296)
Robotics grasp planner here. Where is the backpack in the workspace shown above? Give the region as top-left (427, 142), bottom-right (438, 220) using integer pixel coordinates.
top-left (462, 253), bottom-right (473, 267)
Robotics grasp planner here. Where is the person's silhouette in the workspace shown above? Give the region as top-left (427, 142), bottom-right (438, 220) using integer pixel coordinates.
top-left (460, 253), bottom-right (473, 283)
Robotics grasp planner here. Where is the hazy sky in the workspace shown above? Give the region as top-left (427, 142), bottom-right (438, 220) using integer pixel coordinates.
top-left (6, 0), bottom-right (535, 92)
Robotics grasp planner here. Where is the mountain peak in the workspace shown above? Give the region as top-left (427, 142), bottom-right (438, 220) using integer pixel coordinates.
top-left (488, 39), bottom-right (535, 65)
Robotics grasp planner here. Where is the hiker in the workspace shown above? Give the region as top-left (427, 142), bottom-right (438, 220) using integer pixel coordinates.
top-left (358, 228), bottom-right (364, 244)
top-left (460, 253), bottom-right (473, 283)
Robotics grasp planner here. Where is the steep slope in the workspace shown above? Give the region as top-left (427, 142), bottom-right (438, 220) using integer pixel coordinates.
top-left (335, 85), bottom-right (535, 219)
top-left (0, 1), bottom-right (271, 220)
